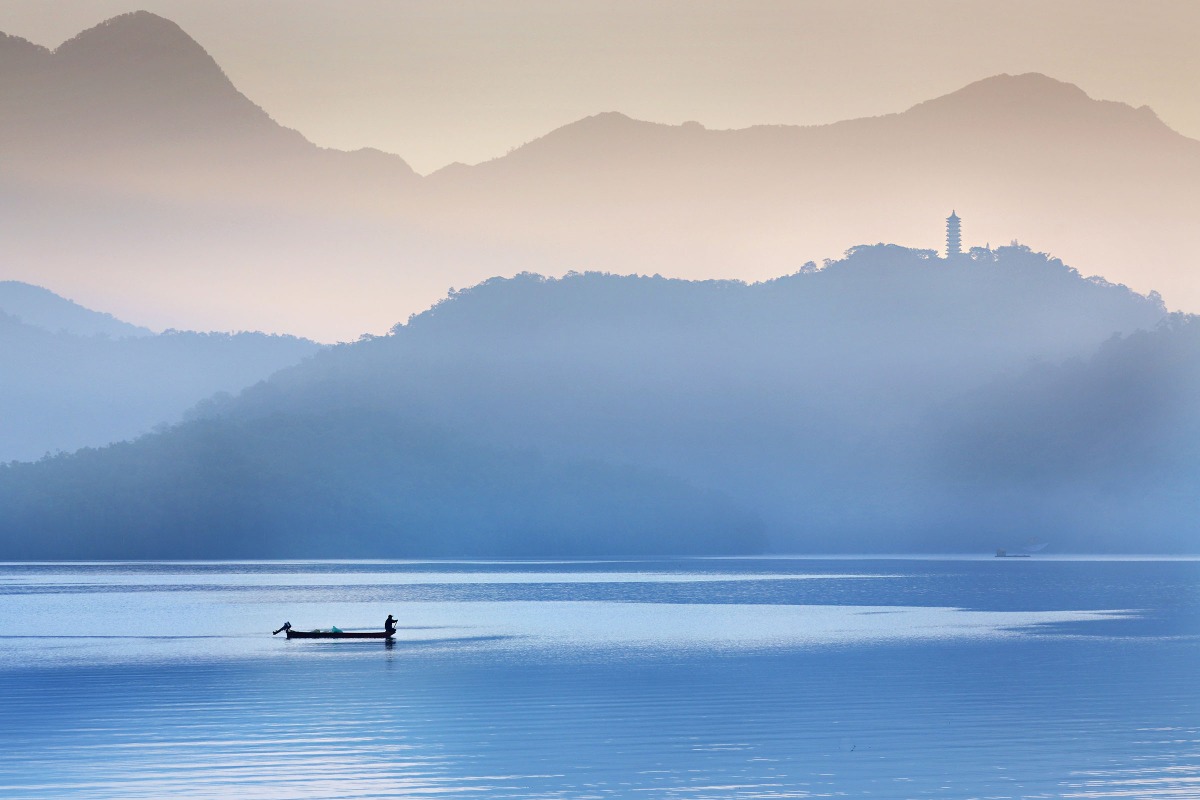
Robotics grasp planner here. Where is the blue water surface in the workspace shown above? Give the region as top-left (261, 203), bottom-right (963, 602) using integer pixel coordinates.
top-left (0, 557), bottom-right (1197, 798)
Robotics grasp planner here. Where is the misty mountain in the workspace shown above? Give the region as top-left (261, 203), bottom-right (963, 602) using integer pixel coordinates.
top-left (416, 73), bottom-right (1200, 316)
top-left (0, 287), bottom-right (321, 462)
top-left (0, 408), bottom-right (762, 560)
top-left (209, 244), bottom-right (1170, 552)
top-left (922, 314), bottom-right (1200, 549)
top-left (0, 280), bottom-right (152, 338)
top-left (0, 12), bottom-right (416, 208)
top-left (2, 12), bottom-right (1198, 339)
top-left (0, 245), bottom-right (1182, 557)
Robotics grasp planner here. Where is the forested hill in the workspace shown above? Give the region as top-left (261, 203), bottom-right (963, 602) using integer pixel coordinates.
top-left (0, 281), bottom-right (152, 338)
top-left (0, 408), bottom-right (763, 559)
top-left (925, 314), bottom-right (1200, 546)
top-left (2, 244), bottom-right (1192, 557)
top-left (228, 243), bottom-right (1165, 434)
top-left (0, 301), bottom-right (321, 463)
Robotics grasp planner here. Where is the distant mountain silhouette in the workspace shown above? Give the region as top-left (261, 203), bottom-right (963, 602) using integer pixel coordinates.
top-left (418, 73), bottom-right (1197, 308)
top-left (2, 245), bottom-right (1188, 557)
top-left (2, 12), bottom-right (1198, 339)
top-left (902, 72), bottom-right (1166, 133)
top-left (0, 281), bottom-right (152, 338)
top-left (0, 284), bottom-right (321, 462)
top-left (4, 12), bottom-right (287, 148)
top-left (0, 12), bottom-right (416, 207)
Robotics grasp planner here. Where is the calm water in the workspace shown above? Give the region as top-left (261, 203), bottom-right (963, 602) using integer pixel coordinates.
top-left (1, 557), bottom-right (1198, 799)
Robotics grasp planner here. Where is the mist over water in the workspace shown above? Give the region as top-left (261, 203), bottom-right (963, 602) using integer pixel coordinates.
top-left (2, 558), bottom-right (1197, 799)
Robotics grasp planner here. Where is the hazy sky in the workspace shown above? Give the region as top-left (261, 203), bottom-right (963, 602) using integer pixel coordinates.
top-left (2, 1), bottom-right (1199, 173)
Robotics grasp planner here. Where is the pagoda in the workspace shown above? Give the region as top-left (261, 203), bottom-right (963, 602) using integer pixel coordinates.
top-left (945, 211), bottom-right (962, 258)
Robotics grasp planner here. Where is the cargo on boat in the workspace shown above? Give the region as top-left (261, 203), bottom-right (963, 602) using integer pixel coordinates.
top-left (272, 622), bottom-right (395, 639)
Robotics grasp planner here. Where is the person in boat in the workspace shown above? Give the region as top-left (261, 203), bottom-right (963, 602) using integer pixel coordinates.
top-left (384, 614), bottom-right (397, 635)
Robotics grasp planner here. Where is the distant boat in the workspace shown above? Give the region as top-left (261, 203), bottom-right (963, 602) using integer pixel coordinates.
top-left (272, 622), bottom-right (395, 639)
top-left (995, 541), bottom-right (1048, 558)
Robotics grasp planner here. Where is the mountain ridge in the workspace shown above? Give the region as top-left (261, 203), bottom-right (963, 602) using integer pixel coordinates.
top-left (2, 244), bottom-right (1190, 557)
top-left (0, 280), bottom-right (153, 338)
top-left (0, 281), bottom-right (324, 463)
top-left (0, 10), bottom-right (417, 207)
top-left (2, 13), bottom-right (1199, 340)
top-left (435, 73), bottom-right (1196, 176)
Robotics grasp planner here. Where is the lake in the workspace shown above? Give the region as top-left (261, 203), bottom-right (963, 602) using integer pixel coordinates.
top-left (1, 557), bottom-right (1197, 798)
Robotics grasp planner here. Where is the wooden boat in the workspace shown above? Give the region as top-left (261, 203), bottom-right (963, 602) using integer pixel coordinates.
top-left (286, 628), bottom-right (394, 639)
top-left (273, 622), bottom-right (395, 639)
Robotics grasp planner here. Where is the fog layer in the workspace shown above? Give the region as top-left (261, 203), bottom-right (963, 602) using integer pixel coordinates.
top-left (2, 245), bottom-right (1188, 557)
top-left (2, 13), bottom-right (1199, 339)
top-left (0, 283), bottom-right (321, 462)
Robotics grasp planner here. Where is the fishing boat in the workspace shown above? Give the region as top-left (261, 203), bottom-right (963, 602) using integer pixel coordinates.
top-left (272, 622), bottom-right (395, 639)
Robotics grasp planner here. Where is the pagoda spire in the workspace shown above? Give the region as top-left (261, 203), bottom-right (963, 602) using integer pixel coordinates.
top-left (946, 211), bottom-right (962, 258)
